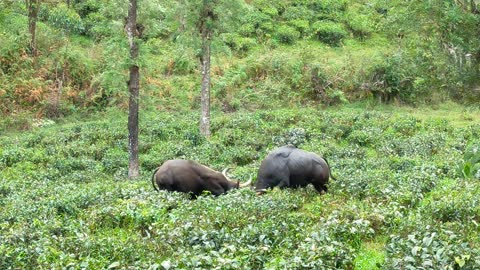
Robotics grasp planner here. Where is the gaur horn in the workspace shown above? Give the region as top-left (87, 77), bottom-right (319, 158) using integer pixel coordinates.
top-left (239, 175), bottom-right (253, 188)
top-left (222, 168), bottom-right (231, 180)
top-left (256, 189), bottom-right (267, 195)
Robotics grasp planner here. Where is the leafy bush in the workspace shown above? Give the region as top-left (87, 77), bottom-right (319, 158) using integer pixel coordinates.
top-left (287, 19), bottom-right (310, 36)
top-left (83, 12), bottom-right (113, 39)
top-left (265, 230), bottom-right (356, 269)
top-left (160, 45), bottom-right (197, 77)
top-left (221, 33), bottom-right (257, 53)
top-left (344, 4), bottom-right (377, 40)
top-left (282, 6), bottom-right (313, 21)
top-left (312, 21), bottom-right (348, 46)
top-left (347, 127), bottom-right (382, 146)
top-left (368, 52), bottom-right (416, 103)
top-left (40, 4), bottom-right (85, 34)
top-left (282, 6), bottom-right (312, 36)
top-left (274, 25), bottom-right (300, 44)
top-left (459, 142), bottom-right (480, 179)
top-left (273, 127), bottom-right (308, 147)
top-left (238, 9), bottom-right (274, 39)
top-left (1, 107), bottom-right (480, 268)
top-left (385, 225), bottom-right (480, 269)
top-left (420, 180), bottom-right (480, 223)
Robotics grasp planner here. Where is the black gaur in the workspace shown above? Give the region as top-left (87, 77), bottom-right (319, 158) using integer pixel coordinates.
top-left (255, 146), bottom-right (336, 194)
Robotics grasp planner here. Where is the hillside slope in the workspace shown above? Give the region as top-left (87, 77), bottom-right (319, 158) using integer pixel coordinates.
top-left (1, 0), bottom-right (479, 126)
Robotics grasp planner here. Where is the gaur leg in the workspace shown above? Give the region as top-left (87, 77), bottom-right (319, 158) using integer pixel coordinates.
top-left (204, 182), bottom-right (226, 196)
top-left (276, 176), bottom-right (290, 189)
top-left (269, 164), bottom-right (290, 189)
top-left (313, 183), bottom-right (328, 194)
top-left (311, 163), bottom-right (329, 194)
top-left (210, 188), bottom-right (225, 196)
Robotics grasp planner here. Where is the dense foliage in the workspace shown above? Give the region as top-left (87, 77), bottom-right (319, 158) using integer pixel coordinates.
top-left (1, 105), bottom-right (479, 268)
top-left (1, 0), bottom-right (480, 268)
top-left (0, 0), bottom-right (479, 119)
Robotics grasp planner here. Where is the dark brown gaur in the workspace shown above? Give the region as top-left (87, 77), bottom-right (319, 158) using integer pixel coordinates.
top-left (152, 160), bottom-right (252, 197)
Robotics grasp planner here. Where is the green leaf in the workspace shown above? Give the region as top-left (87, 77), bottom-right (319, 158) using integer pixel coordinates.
top-left (411, 246), bottom-right (421, 256)
top-left (108, 262), bottom-right (120, 269)
top-left (161, 260), bottom-right (171, 270)
top-left (455, 256), bottom-right (465, 267)
top-left (462, 162), bottom-right (472, 178)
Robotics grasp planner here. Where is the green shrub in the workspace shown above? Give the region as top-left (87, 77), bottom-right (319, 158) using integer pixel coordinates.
top-left (390, 116), bottom-right (420, 136)
top-left (74, 0), bottom-right (101, 18)
top-left (274, 25), bottom-right (300, 44)
top-left (239, 10), bottom-right (274, 38)
top-left (273, 127), bottom-right (308, 147)
top-left (312, 21), bottom-right (348, 46)
top-left (221, 33), bottom-right (257, 53)
top-left (368, 52), bottom-right (416, 103)
top-left (282, 6), bottom-right (313, 21)
top-left (0, 147), bottom-right (26, 167)
top-left (421, 180), bottom-right (480, 223)
top-left (385, 225), bottom-right (480, 269)
top-left (379, 133), bottom-right (446, 158)
top-left (459, 142), bottom-right (480, 179)
top-left (287, 19), bottom-right (310, 36)
top-left (40, 4), bottom-right (85, 34)
top-left (83, 12), bottom-right (112, 39)
top-left (164, 51), bottom-right (197, 76)
top-left (265, 230), bottom-right (356, 269)
top-left (102, 148), bottom-right (128, 174)
top-left (282, 6), bottom-right (312, 36)
top-left (1, 99), bottom-right (480, 269)
top-left (344, 4), bottom-right (377, 40)
top-left (347, 127), bottom-right (382, 146)
top-left (255, 1), bottom-right (279, 18)
top-left (307, 0), bottom-right (348, 13)
top-left (346, 14), bottom-right (375, 40)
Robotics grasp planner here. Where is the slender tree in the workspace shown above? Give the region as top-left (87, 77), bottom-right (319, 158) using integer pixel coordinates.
top-left (198, 0), bottom-right (215, 138)
top-left (126, 0), bottom-right (140, 178)
top-left (26, 0), bottom-right (40, 56)
top-left (169, 0), bottom-right (245, 137)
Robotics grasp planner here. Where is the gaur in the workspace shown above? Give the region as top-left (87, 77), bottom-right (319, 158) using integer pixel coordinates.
top-left (152, 159), bottom-right (252, 196)
top-left (255, 146), bottom-right (336, 194)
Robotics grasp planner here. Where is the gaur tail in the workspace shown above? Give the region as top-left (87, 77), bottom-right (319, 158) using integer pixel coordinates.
top-left (323, 157), bottom-right (337, 181)
top-left (151, 167), bottom-right (160, 192)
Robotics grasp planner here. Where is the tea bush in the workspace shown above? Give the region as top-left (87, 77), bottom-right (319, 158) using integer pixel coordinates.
top-left (275, 25), bottom-right (300, 44)
top-left (420, 179), bottom-right (480, 223)
top-left (385, 225), bottom-right (480, 269)
top-left (460, 142), bottom-right (480, 179)
top-left (1, 106), bottom-right (479, 268)
top-left (312, 21), bottom-right (348, 46)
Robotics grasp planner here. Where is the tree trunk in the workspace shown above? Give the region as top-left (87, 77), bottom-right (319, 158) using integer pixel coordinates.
top-left (26, 0), bottom-right (40, 56)
top-left (199, 19), bottom-right (212, 138)
top-left (126, 0), bottom-right (140, 178)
